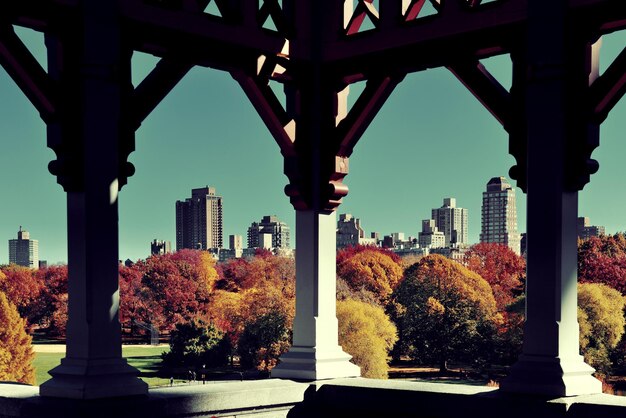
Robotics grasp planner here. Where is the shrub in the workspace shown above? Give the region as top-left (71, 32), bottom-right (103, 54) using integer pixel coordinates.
top-left (162, 319), bottom-right (231, 368)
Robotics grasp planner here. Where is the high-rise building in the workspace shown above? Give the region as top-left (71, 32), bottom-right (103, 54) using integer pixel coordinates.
top-left (151, 239), bottom-right (172, 255)
top-left (480, 176), bottom-right (521, 255)
top-left (247, 215), bottom-right (290, 249)
top-left (431, 197), bottom-right (469, 246)
top-left (8, 226), bottom-right (39, 269)
top-left (418, 219), bottom-right (446, 249)
top-left (577, 217), bottom-right (605, 240)
top-left (175, 186), bottom-right (223, 251)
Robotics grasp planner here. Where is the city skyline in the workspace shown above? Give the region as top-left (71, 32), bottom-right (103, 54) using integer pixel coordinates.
top-left (1, 29), bottom-right (626, 264)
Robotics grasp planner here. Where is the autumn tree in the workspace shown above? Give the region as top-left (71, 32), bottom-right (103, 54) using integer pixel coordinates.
top-left (119, 265), bottom-right (163, 339)
top-left (578, 234), bottom-right (626, 294)
top-left (0, 292), bottom-right (35, 384)
top-left (337, 247), bottom-right (404, 304)
top-left (33, 265), bottom-right (68, 336)
top-left (578, 282), bottom-right (626, 374)
top-left (238, 310), bottom-right (291, 371)
top-left (0, 265), bottom-right (43, 325)
top-left (134, 250), bottom-right (218, 331)
top-left (393, 255), bottom-right (500, 371)
top-left (209, 254), bottom-right (295, 338)
top-left (464, 243), bottom-right (526, 310)
top-left (337, 298), bottom-right (398, 379)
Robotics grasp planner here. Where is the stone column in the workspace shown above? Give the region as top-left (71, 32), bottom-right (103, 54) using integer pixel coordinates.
top-left (500, 0), bottom-right (601, 397)
top-left (40, 0), bottom-right (147, 399)
top-left (271, 211), bottom-right (360, 380)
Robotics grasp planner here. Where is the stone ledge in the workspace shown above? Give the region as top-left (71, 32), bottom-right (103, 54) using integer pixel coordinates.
top-left (289, 378), bottom-right (626, 418)
top-left (0, 380), bottom-right (308, 418)
top-left (3, 379), bottom-right (626, 418)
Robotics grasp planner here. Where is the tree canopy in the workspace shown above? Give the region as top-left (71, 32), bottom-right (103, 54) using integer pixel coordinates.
top-left (337, 298), bottom-right (397, 379)
top-left (393, 255), bottom-right (499, 371)
top-left (464, 243), bottom-right (526, 310)
top-left (0, 292), bottom-right (35, 384)
top-left (337, 246), bottom-right (404, 304)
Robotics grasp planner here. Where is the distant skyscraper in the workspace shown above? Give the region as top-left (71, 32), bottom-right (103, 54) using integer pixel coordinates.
top-left (8, 226), bottom-right (39, 269)
top-left (151, 239), bottom-right (172, 255)
top-left (176, 186), bottom-right (223, 251)
top-left (247, 215), bottom-right (290, 249)
top-left (480, 177), bottom-right (521, 255)
top-left (431, 197), bottom-right (468, 246)
top-left (577, 217), bottom-right (605, 240)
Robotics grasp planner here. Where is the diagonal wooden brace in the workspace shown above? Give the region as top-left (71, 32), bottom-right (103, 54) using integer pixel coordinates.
top-left (0, 25), bottom-right (56, 123)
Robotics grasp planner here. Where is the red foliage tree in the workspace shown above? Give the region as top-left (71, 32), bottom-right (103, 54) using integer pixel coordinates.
top-left (464, 243), bottom-right (526, 310)
top-left (0, 265), bottom-right (43, 324)
top-left (33, 265), bottom-right (68, 336)
top-left (578, 234), bottom-right (626, 294)
top-left (130, 250), bottom-right (218, 333)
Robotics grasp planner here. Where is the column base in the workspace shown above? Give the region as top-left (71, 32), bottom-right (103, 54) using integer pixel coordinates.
top-left (39, 357), bottom-right (148, 399)
top-left (500, 354), bottom-right (602, 397)
top-left (271, 346), bottom-right (361, 380)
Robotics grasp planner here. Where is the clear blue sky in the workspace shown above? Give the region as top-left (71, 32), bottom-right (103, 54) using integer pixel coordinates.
top-left (1, 27), bottom-right (625, 264)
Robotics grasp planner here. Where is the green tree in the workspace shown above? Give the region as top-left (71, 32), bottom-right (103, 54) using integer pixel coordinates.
top-left (238, 311), bottom-right (291, 372)
top-left (0, 292), bottom-right (35, 384)
top-left (337, 298), bottom-right (398, 379)
top-left (578, 282), bottom-right (626, 374)
top-left (162, 319), bottom-right (231, 368)
top-left (393, 255), bottom-right (499, 371)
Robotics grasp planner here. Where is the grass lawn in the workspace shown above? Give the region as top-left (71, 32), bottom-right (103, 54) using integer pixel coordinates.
top-left (33, 345), bottom-right (181, 388)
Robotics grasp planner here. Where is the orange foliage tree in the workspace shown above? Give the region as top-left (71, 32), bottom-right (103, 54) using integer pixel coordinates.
top-left (337, 246), bottom-right (404, 304)
top-left (0, 292), bottom-right (35, 384)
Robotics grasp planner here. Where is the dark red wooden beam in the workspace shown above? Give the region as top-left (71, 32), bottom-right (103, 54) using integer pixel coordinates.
top-left (232, 70), bottom-right (296, 157)
top-left (0, 25), bottom-right (56, 123)
top-left (336, 75), bottom-right (404, 157)
top-left (131, 58), bottom-right (194, 129)
top-left (590, 46), bottom-right (626, 123)
top-left (448, 60), bottom-right (511, 128)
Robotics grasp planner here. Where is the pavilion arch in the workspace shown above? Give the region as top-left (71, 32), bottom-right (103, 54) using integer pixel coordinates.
top-left (1, 1), bottom-right (626, 416)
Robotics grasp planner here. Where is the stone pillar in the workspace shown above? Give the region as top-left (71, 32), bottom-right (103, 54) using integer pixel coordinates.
top-left (39, 0), bottom-right (147, 399)
top-left (271, 211), bottom-right (360, 380)
top-left (500, 0), bottom-right (601, 397)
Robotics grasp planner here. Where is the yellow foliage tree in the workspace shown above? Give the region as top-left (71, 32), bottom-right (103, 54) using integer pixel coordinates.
top-left (197, 251), bottom-right (220, 293)
top-left (337, 298), bottom-right (398, 379)
top-left (578, 282), bottom-right (626, 374)
top-left (0, 292), bottom-right (35, 384)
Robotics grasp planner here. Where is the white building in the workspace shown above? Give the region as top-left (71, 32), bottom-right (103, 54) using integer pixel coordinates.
top-left (8, 226), bottom-right (39, 269)
top-left (418, 219), bottom-right (446, 249)
top-left (336, 213), bottom-right (376, 248)
top-left (431, 197), bottom-right (468, 246)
